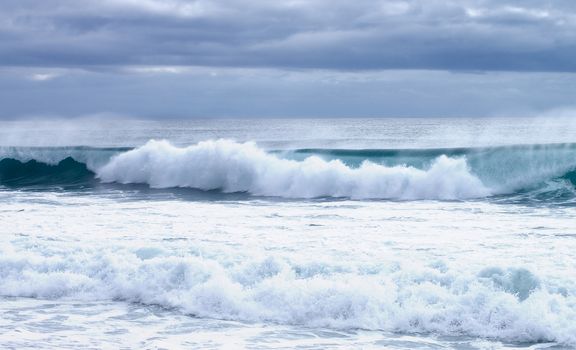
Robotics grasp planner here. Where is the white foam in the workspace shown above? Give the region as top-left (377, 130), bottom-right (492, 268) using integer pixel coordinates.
top-left (96, 140), bottom-right (491, 199)
top-left (0, 246), bottom-right (574, 345)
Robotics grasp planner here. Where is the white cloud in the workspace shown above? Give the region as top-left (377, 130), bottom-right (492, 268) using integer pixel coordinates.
top-left (29, 73), bottom-right (59, 81)
top-left (125, 66), bottom-right (190, 74)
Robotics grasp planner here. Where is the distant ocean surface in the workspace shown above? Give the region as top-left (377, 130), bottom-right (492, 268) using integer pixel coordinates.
top-left (0, 118), bottom-right (575, 349)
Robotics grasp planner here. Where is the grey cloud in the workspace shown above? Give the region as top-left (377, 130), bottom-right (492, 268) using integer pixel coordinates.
top-left (1, 67), bottom-right (575, 118)
top-left (2, 0), bottom-right (576, 71)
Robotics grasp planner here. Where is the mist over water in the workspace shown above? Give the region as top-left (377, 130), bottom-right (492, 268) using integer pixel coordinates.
top-left (2, 116), bottom-right (576, 149)
top-left (1, 118), bottom-right (575, 349)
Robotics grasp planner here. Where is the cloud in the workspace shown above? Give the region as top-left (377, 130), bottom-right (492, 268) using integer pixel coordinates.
top-left (1, 66), bottom-right (576, 118)
top-left (29, 73), bottom-right (60, 81)
top-left (1, 0), bottom-right (576, 72)
top-left (2, 0), bottom-right (576, 119)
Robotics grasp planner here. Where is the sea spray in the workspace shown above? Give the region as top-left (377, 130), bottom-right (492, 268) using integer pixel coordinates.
top-left (1, 140), bottom-right (576, 202)
top-left (97, 140), bottom-right (490, 200)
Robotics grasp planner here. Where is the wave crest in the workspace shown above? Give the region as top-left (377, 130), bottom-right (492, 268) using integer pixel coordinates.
top-left (96, 140), bottom-right (490, 200)
top-left (2, 140), bottom-right (575, 202)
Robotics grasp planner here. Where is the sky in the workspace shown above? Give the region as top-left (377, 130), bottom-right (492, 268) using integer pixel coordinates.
top-left (1, 0), bottom-right (576, 118)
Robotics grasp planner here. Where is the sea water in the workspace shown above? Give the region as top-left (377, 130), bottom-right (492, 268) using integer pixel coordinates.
top-left (0, 118), bottom-right (575, 349)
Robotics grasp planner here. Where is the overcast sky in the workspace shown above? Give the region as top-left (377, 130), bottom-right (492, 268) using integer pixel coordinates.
top-left (1, 0), bottom-right (576, 118)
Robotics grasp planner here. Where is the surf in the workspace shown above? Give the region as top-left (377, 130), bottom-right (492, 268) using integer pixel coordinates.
top-left (0, 240), bottom-right (574, 345)
top-left (1, 140), bottom-right (575, 202)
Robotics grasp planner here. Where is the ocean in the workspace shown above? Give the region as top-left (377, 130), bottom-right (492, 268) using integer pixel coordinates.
top-left (0, 118), bottom-right (574, 349)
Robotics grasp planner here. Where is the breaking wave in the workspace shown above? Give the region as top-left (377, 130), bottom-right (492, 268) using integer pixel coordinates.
top-left (97, 140), bottom-right (490, 200)
top-left (0, 243), bottom-right (574, 345)
top-left (1, 140), bottom-right (575, 201)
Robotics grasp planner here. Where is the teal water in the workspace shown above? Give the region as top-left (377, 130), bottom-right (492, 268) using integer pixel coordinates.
top-left (1, 142), bottom-right (575, 206)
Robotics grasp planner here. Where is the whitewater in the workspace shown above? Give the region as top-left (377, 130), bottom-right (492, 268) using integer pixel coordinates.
top-left (0, 118), bottom-right (575, 349)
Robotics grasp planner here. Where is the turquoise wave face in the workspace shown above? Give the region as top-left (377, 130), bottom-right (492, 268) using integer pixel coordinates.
top-left (0, 141), bottom-right (575, 205)
top-left (562, 169), bottom-right (576, 185)
top-left (0, 157), bottom-right (96, 188)
top-left (284, 143), bottom-right (576, 198)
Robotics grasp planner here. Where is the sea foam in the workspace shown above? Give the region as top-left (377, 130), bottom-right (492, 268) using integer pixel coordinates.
top-left (97, 140), bottom-right (491, 200)
top-left (0, 244), bottom-right (574, 345)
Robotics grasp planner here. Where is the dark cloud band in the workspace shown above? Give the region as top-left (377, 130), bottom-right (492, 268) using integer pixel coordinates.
top-left (1, 0), bottom-right (576, 72)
